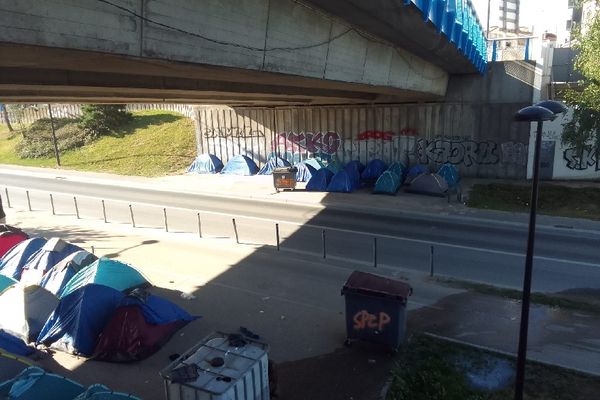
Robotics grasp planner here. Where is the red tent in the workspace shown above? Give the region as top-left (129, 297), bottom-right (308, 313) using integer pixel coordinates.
top-left (0, 226), bottom-right (28, 258)
top-left (94, 305), bottom-right (186, 362)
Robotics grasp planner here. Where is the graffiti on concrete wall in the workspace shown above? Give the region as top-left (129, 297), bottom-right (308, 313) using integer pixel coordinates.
top-left (275, 131), bottom-right (341, 155)
top-left (415, 138), bottom-right (500, 166)
top-left (500, 141), bottom-right (528, 166)
top-left (563, 147), bottom-right (600, 171)
top-left (202, 127), bottom-right (265, 139)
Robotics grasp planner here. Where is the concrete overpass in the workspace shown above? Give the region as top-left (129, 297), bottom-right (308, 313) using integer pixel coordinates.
top-left (0, 0), bottom-right (486, 105)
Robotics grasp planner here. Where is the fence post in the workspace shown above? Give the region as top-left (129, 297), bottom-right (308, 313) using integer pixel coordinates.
top-left (322, 229), bottom-right (326, 259)
top-left (232, 218), bottom-right (239, 244)
top-left (26, 190), bottom-right (31, 211)
top-left (163, 208), bottom-right (168, 232)
top-left (91, 245), bottom-right (95, 255)
top-left (5, 188), bottom-right (10, 208)
top-left (373, 237), bottom-right (378, 268)
top-left (129, 204), bottom-right (136, 227)
top-left (102, 200), bottom-right (107, 223)
top-left (73, 196), bottom-right (79, 219)
top-left (275, 223), bottom-right (280, 251)
top-left (50, 194), bottom-right (55, 215)
top-left (197, 212), bottom-right (202, 238)
top-left (429, 245), bottom-right (434, 277)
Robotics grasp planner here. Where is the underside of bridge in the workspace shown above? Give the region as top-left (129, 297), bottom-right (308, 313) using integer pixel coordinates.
top-left (0, 0), bottom-right (484, 105)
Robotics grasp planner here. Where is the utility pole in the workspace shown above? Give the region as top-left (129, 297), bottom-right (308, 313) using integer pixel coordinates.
top-left (487, 0), bottom-right (492, 38)
top-left (48, 104), bottom-right (61, 167)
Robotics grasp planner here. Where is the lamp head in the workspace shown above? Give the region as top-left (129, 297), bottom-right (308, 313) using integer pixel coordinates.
top-left (535, 100), bottom-right (568, 115)
top-left (514, 106), bottom-right (556, 122)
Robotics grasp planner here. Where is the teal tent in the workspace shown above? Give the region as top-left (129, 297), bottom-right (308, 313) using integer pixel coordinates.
top-left (437, 163), bottom-right (460, 188)
top-left (58, 258), bottom-right (149, 299)
top-left (0, 367), bottom-right (85, 400)
top-left (0, 274), bottom-right (16, 294)
top-left (304, 158), bottom-right (324, 171)
top-left (74, 384), bottom-right (141, 400)
top-left (387, 162), bottom-right (407, 184)
top-left (373, 171), bottom-right (401, 195)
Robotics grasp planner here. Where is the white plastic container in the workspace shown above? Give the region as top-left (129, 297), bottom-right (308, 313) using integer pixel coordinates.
top-left (160, 332), bottom-right (269, 400)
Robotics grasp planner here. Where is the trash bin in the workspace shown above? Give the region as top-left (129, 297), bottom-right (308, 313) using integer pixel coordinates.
top-left (341, 271), bottom-right (412, 350)
top-left (273, 167), bottom-right (297, 192)
top-left (160, 332), bottom-right (270, 400)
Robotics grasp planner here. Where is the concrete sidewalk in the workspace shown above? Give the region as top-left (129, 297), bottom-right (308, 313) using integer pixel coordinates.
top-left (5, 204), bottom-right (600, 399)
top-left (3, 164), bottom-right (600, 233)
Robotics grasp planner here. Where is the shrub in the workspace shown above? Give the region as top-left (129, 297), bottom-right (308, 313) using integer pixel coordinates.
top-left (79, 105), bottom-right (132, 138)
top-left (15, 119), bottom-right (93, 158)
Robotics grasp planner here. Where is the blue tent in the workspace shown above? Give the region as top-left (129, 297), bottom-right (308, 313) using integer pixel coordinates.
top-left (325, 158), bottom-right (343, 174)
top-left (59, 258), bottom-right (149, 299)
top-left (0, 349), bottom-right (35, 382)
top-left (40, 250), bottom-right (97, 296)
top-left (221, 155), bottom-right (259, 176)
top-left (120, 293), bottom-right (196, 325)
top-left (388, 162), bottom-right (407, 184)
top-left (0, 367), bottom-right (85, 400)
top-left (294, 162), bottom-right (317, 183)
top-left (0, 330), bottom-right (33, 356)
top-left (0, 238), bottom-right (47, 280)
top-left (37, 284), bottom-right (124, 356)
top-left (406, 164), bottom-right (430, 183)
top-left (0, 274), bottom-right (16, 294)
top-left (304, 158), bottom-right (324, 171)
top-left (344, 160), bottom-right (363, 189)
top-left (306, 168), bottom-right (334, 192)
top-left (437, 163), bottom-right (460, 188)
top-left (373, 171), bottom-right (401, 195)
top-left (361, 159), bottom-right (388, 184)
top-left (20, 238), bottom-right (83, 286)
top-left (327, 170), bottom-right (356, 193)
top-left (187, 154), bottom-right (223, 174)
top-left (258, 155), bottom-right (291, 175)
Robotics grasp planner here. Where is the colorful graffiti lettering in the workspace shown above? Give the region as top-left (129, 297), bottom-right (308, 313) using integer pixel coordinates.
top-left (563, 147), bottom-right (600, 171)
top-left (353, 310), bottom-right (391, 331)
top-left (415, 139), bottom-right (500, 167)
top-left (357, 129), bottom-right (417, 141)
top-left (276, 131), bottom-right (341, 155)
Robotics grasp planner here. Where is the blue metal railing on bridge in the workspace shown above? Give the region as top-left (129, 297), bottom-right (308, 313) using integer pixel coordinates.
top-left (404, 0), bottom-right (488, 74)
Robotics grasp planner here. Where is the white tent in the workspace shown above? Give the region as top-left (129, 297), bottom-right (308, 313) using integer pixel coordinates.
top-left (0, 284), bottom-right (58, 343)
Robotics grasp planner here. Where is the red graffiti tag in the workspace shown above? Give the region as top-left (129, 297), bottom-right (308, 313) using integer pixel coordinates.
top-left (353, 310), bottom-right (391, 331)
top-left (357, 129), bottom-right (417, 141)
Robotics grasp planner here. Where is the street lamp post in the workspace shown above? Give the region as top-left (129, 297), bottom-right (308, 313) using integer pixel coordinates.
top-left (513, 100), bottom-right (567, 400)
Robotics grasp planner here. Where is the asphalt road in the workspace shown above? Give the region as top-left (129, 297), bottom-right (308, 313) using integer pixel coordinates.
top-left (2, 169), bottom-right (600, 292)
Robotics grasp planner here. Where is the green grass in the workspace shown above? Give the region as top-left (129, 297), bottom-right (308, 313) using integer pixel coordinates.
top-left (468, 183), bottom-right (600, 220)
top-left (387, 335), bottom-right (600, 400)
top-left (0, 111), bottom-right (196, 177)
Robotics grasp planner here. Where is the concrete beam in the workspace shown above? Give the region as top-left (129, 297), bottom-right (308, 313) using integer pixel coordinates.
top-left (0, 0), bottom-right (449, 100)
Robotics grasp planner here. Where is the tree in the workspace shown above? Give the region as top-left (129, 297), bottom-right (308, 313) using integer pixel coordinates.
top-left (79, 104), bottom-right (132, 138)
top-left (562, 1), bottom-right (600, 159)
top-left (1, 104), bottom-right (13, 132)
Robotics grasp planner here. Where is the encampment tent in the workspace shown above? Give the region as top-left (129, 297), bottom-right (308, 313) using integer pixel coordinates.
top-left (0, 349), bottom-right (35, 381)
top-left (327, 170), bottom-right (356, 193)
top-left (0, 330), bottom-right (34, 356)
top-left (187, 154), bottom-right (223, 174)
top-left (58, 257), bottom-right (149, 299)
top-left (361, 159), bottom-right (388, 186)
top-left (0, 226), bottom-right (28, 259)
top-left (406, 164), bottom-right (430, 184)
top-left (221, 155), bottom-right (259, 176)
top-left (0, 238), bottom-right (47, 280)
top-left (0, 367), bottom-right (85, 400)
top-left (0, 284), bottom-right (58, 342)
top-left (73, 385), bottom-right (142, 400)
top-left (304, 158), bottom-right (324, 171)
top-left (306, 168), bottom-right (334, 191)
top-left (94, 294), bottom-right (195, 362)
top-left (40, 250), bottom-right (97, 296)
top-left (373, 171), bottom-right (401, 195)
top-left (20, 238), bottom-right (83, 286)
top-left (387, 162), bottom-right (407, 185)
top-left (325, 158), bottom-right (343, 174)
top-left (437, 163), bottom-right (460, 188)
top-left (343, 161), bottom-right (363, 190)
top-left (37, 284), bottom-right (124, 356)
top-left (294, 162), bottom-right (317, 182)
top-left (258, 155), bottom-right (291, 175)
top-left (406, 173), bottom-right (448, 197)
top-left (0, 274), bottom-right (16, 294)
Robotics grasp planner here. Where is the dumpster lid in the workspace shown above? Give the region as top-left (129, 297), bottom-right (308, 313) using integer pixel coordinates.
top-left (273, 166), bottom-right (298, 173)
top-left (341, 271), bottom-right (412, 301)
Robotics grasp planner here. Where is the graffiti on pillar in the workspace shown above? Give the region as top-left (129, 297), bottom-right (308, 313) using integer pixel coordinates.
top-left (415, 138), bottom-right (500, 167)
top-left (275, 131), bottom-right (341, 154)
top-left (202, 127), bottom-right (265, 138)
top-left (500, 141), bottom-right (529, 166)
top-left (563, 147), bottom-right (600, 171)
